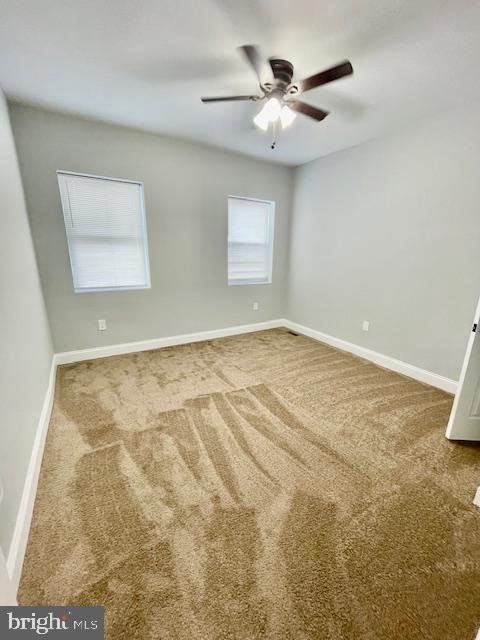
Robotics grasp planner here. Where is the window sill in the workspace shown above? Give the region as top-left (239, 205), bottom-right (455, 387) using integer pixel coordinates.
top-left (228, 279), bottom-right (272, 286)
top-left (74, 284), bottom-right (151, 293)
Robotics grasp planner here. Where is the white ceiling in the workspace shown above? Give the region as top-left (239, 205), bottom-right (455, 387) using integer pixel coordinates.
top-left (0, 0), bottom-right (479, 165)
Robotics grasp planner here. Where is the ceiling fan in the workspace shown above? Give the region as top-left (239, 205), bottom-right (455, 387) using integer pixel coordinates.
top-left (201, 45), bottom-right (353, 137)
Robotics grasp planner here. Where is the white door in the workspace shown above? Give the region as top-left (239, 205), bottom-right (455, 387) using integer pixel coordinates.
top-left (446, 296), bottom-right (480, 440)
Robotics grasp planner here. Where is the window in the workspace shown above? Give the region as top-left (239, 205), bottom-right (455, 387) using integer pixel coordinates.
top-left (228, 196), bottom-right (275, 285)
top-left (57, 171), bottom-right (150, 292)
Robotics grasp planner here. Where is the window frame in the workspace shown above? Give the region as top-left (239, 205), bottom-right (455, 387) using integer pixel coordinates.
top-left (57, 170), bottom-right (151, 293)
top-left (227, 195), bottom-right (275, 287)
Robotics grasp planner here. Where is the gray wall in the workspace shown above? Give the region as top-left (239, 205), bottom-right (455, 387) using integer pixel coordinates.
top-left (9, 101), bottom-right (479, 381)
top-left (0, 91), bottom-right (53, 554)
top-left (287, 106), bottom-right (480, 381)
top-left (9, 104), bottom-right (293, 352)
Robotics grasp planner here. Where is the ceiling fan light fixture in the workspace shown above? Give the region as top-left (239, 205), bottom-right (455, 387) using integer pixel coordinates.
top-left (280, 105), bottom-right (296, 128)
top-left (253, 109), bottom-right (270, 130)
top-left (263, 97), bottom-right (281, 121)
top-left (253, 97), bottom-right (281, 130)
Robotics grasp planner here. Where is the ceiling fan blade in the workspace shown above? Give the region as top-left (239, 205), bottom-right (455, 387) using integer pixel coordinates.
top-left (295, 60), bottom-right (353, 93)
top-left (287, 100), bottom-right (329, 122)
top-left (201, 95), bottom-right (260, 103)
top-left (238, 44), bottom-right (274, 86)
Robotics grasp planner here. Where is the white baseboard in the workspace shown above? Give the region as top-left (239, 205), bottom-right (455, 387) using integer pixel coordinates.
top-left (54, 318), bottom-right (457, 395)
top-left (282, 319), bottom-right (457, 394)
top-left (55, 319), bottom-right (285, 365)
top-left (6, 357), bottom-right (57, 592)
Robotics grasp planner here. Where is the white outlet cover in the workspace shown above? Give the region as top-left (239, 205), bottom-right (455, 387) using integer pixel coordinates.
top-left (253, 302), bottom-right (259, 311)
top-left (362, 320), bottom-right (370, 332)
top-left (98, 319), bottom-right (107, 331)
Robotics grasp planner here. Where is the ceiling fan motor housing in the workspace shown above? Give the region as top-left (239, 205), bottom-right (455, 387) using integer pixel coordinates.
top-left (269, 58), bottom-right (294, 88)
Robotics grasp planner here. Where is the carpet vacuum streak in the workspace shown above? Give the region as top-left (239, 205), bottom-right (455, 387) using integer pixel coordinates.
top-left (19, 328), bottom-right (480, 639)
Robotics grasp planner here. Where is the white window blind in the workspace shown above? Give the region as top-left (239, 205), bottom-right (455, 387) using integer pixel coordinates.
top-left (57, 171), bottom-right (150, 292)
top-left (228, 196), bottom-right (275, 285)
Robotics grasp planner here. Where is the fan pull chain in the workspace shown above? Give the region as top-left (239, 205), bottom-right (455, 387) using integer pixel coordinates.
top-left (271, 120), bottom-right (277, 150)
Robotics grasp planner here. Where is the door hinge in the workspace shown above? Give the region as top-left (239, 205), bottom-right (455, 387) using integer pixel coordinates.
top-left (473, 323), bottom-right (478, 333)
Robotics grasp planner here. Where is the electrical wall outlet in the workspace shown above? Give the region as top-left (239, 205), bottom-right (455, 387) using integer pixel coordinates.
top-left (362, 320), bottom-right (370, 332)
top-left (253, 302), bottom-right (259, 311)
top-left (98, 319), bottom-right (107, 331)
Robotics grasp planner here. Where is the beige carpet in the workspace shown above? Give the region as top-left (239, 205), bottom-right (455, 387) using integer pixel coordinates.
top-left (19, 328), bottom-right (480, 639)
